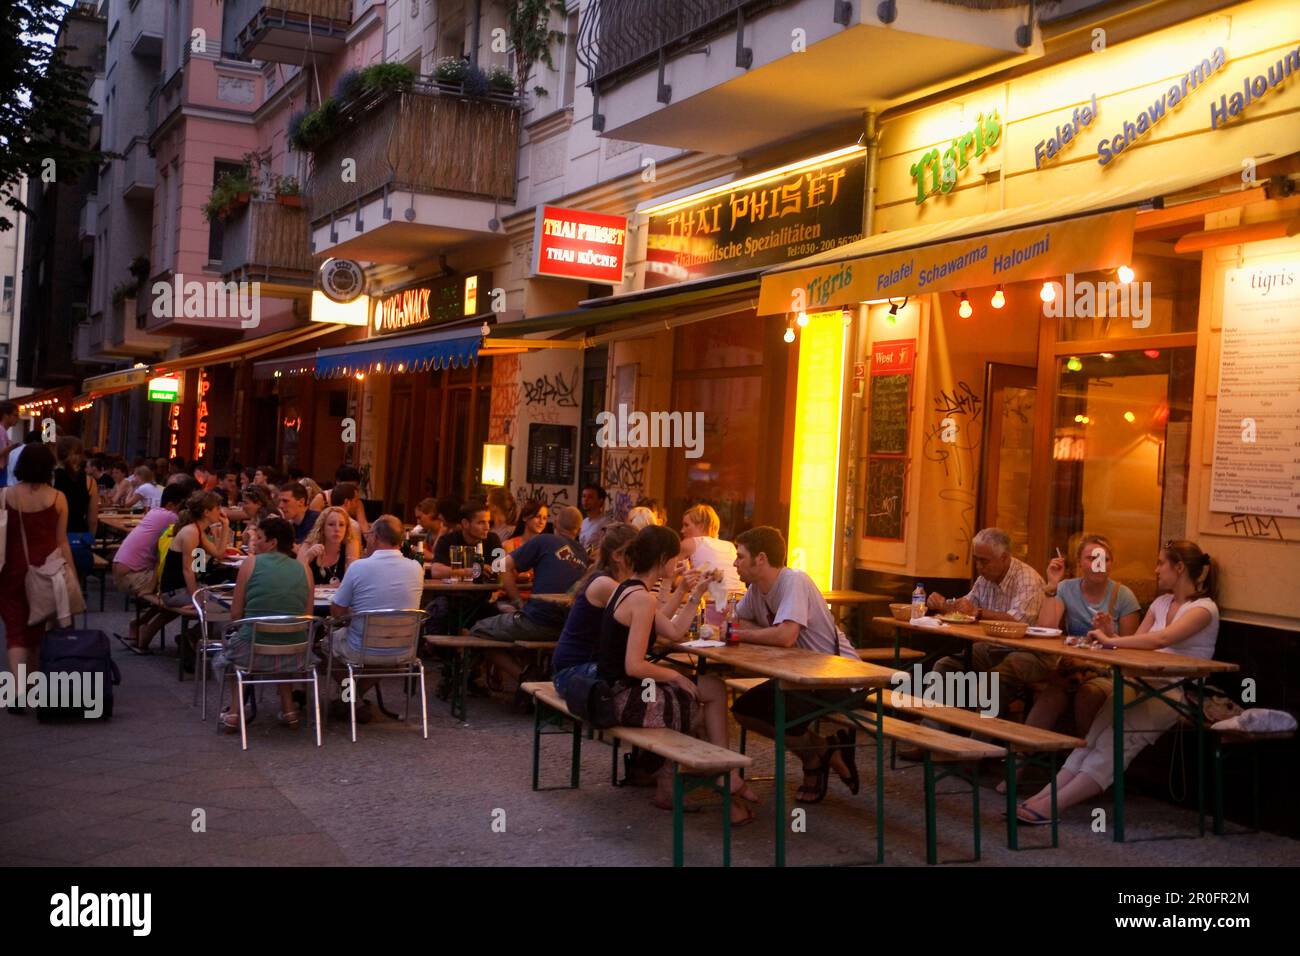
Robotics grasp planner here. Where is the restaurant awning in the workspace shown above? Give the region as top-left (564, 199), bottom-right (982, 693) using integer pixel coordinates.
top-left (16, 384), bottom-right (77, 417)
top-left (757, 162), bottom-right (1251, 315)
top-left (251, 351), bottom-right (318, 381)
top-left (313, 325), bottom-right (484, 378)
top-left (80, 366), bottom-right (152, 399)
top-left (152, 322), bottom-right (346, 375)
top-left (486, 269), bottom-right (762, 338)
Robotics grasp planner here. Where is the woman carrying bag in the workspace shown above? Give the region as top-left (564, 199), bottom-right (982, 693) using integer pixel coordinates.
top-left (1, 444), bottom-right (85, 712)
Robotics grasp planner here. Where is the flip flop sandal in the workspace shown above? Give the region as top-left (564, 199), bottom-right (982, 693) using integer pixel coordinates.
top-left (795, 750), bottom-right (833, 804)
top-left (114, 632), bottom-right (151, 656)
top-left (1016, 804), bottom-right (1056, 826)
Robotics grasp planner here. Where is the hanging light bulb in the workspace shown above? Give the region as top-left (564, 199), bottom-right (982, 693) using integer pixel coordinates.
top-left (1118, 264), bottom-right (1135, 284)
top-left (1040, 281), bottom-right (1057, 303)
top-left (958, 293), bottom-right (973, 319)
top-left (991, 285), bottom-right (1005, 309)
top-left (796, 311), bottom-right (810, 327)
top-left (783, 323), bottom-right (796, 344)
top-left (1066, 356), bottom-right (1083, 372)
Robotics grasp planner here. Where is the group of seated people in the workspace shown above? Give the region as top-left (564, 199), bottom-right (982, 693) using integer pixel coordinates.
top-left (920, 526), bottom-right (1218, 826)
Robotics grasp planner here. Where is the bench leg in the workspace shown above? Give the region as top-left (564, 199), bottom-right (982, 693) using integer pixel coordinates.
top-left (672, 766), bottom-right (685, 868)
top-left (923, 754), bottom-right (937, 865)
top-left (1005, 752), bottom-right (1019, 851)
top-left (1049, 751), bottom-right (1059, 849)
top-left (875, 692), bottom-right (885, 864)
top-left (611, 738), bottom-right (620, 787)
top-left (570, 715), bottom-right (582, 789)
top-left (1196, 677), bottom-right (1206, 837)
top-left (449, 650), bottom-right (469, 723)
top-left (970, 764), bottom-right (981, 862)
top-left (531, 701), bottom-right (542, 791)
top-left (721, 772), bottom-right (732, 868)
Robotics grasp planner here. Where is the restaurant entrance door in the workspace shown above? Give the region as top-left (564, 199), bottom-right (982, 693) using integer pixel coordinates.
top-left (979, 363), bottom-right (1037, 564)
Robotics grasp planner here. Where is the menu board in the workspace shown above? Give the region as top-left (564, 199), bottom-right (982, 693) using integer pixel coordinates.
top-left (526, 423), bottom-right (576, 486)
top-left (1209, 265), bottom-right (1300, 517)
top-left (868, 374), bottom-right (911, 455)
top-left (865, 457), bottom-right (906, 540)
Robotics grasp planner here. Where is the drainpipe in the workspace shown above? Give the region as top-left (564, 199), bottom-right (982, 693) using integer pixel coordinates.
top-left (840, 109), bottom-right (879, 592)
top-left (469, 0), bottom-right (482, 67)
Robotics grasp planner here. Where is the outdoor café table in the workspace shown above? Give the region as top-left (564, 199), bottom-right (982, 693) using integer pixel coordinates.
top-left (99, 513), bottom-right (144, 536)
top-left (664, 640), bottom-right (900, 866)
top-left (876, 616), bottom-right (1239, 842)
top-left (530, 592), bottom-right (574, 607)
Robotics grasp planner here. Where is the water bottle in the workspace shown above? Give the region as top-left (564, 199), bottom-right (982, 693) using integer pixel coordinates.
top-left (911, 583), bottom-right (926, 620)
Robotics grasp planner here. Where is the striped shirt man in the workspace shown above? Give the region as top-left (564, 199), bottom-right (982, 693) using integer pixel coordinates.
top-left (962, 555), bottom-right (1045, 623)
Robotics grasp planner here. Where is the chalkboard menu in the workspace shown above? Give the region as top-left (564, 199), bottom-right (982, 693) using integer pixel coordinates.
top-left (527, 423), bottom-right (576, 486)
top-left (865, 457), bottom-right (906, 540)
top-left (868, 374), bottom-right (911, 455)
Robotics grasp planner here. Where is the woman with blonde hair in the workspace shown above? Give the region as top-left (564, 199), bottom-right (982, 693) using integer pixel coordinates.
top-left (298, 505), bottom-right (360, 586)
top-left (1017, 539), bottom-right (1219, 825)
top-left (678, 503), bottom-right (742, 593)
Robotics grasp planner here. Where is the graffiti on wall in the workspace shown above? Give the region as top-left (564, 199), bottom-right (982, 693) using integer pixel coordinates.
top-left (488, 353), bottom-right (522, 445)
top-left (515, 484), bottom-right (571, 508)
top-left (921, 379), bottom-right (985, 555)
top-left (604, 449), bottom-right (649, 521)
top-left (523, 369), bottom-right (579, 408)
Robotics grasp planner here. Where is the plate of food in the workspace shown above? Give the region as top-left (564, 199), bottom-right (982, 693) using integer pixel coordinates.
top-left (938, 611), bottom-right (977, 624)
top-left (1025, 626), bottom-right (1063, 637)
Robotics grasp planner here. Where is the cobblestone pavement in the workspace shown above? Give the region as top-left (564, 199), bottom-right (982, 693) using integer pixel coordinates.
top-left (2, 604), bottom-right (1296, 867)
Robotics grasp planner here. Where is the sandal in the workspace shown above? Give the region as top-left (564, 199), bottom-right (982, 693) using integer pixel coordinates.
top-left (732, 779), bottom-right (761, 805)
top-left (834, 730), bottom-right (860, 795)
top-left (218, 710), bottom-right (240, 734)
top-left (114, 632), bottom-right (150, 656)
top-left (1016, 803), bottom-right (1056, 826)
top-left (795, 748), bottom-right (833, 804)
top-left (278, 710), bottom-right (301, 730)
top-left (729, 800), bottom-right (757, 828)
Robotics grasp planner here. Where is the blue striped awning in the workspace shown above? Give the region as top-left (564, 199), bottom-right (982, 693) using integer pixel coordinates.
top-left (313, 327), bottom-right (482, 379)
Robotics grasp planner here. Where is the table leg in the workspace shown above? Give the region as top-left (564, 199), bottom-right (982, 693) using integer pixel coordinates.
top-left (875, 690), bottom-right (885, 864)
top-left (774, 682), bottom-right (786, 868)
top-left (1005, 753), bottom-right (1019, 851)
top-left (531, 700), bottom-right (542, 791)
top-left (672, 767), bottom-right (685, 868)
top-left (722, 773), bottom-right (732, 868)
top-left (1195, 677), bottom-right (1205, 837)
top-left (1112, 666), bottom-right (1125, 843)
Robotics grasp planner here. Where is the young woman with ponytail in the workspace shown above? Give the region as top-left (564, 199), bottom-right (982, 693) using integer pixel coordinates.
top-left (1017, 540), bottom-right (1219, 825)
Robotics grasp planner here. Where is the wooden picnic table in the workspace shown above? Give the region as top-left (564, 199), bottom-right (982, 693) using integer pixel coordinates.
top-left (530, 592), bottom-right (574, 606)
top-left (669, 640), bottom-right (901, 867)
top-left (824, 590), bottom-right (892, 607)
top-left (876, 616), bottom-right (1239, 841)
top-left (99, 513), bottom-right (144, 535)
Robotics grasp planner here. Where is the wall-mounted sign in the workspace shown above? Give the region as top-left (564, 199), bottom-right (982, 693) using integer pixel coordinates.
top-left (909, 110), bottom-right (1001, 205)
top-left (371, 272), bottom-right (491, 335)
top-left (1034, 94), bottom-right (1098, 169)
top-left (1098, 47), bottom-right (1225, 166)
top-left (646, 150), bottom-right (865, 285)
top-left (1210, 42), bottom-right (1296, 129)
top-left (168, 403), bottom-right (182, 458)
top-left (147, 376), bottom-right (180, 403)
top-left (531, 205), bottom-right (628, 284)
top-left (193, 369), bottom-right (210, 462)
top-left (319, 258), bottom-right (366, 303)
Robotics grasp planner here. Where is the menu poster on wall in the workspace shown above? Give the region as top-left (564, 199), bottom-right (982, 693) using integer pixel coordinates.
top-left (1209, 264), bottom-right (1300, 517)
top-left (527, 423), bottom-right (577, 486)
top-left (865, 457), bottom-right (906, 540)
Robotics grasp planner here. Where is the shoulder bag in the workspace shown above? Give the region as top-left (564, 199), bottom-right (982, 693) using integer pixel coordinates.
top-left (18, 492), bottom-right (87, 627)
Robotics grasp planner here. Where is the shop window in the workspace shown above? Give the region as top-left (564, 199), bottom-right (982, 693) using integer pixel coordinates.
top-left (1047, 347), bottom-right (1196, 607)
top-left (0, 344), bottom-right (8, 380)
top-left (1055, 253), bottom-right (1199, 342)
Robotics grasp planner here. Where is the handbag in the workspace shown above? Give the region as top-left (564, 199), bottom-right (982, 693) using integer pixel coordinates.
top-left (563, 672), bottom-right (618, 729)
top-left (17, 496), bottom-right (86, 627)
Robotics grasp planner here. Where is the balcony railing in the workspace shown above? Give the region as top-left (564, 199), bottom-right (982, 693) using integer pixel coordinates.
top-left (220, 198), bottom-right (313, 288)
top-left (577, 0), bottom-right (791, 89)
top-left (307, 82), bottom-right (519, 224)
top-left (236, 0), bottom-right (352, 64)
top-left (121, 137), bottom-right (155, 201)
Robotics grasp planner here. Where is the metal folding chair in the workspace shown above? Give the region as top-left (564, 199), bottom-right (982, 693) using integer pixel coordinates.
top-left (216, 615), bottom-right (324, 751)
top-left (326, 608), bottom-right (430, 742)
top-left (191, 584), bottom-right (236, 719)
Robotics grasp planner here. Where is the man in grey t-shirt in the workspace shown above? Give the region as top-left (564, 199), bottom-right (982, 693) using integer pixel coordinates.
top-left (729, 526), bottom-right (858, 803)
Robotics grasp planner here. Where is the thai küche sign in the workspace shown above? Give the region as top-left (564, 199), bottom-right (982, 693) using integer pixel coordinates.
top-left (372, 272), bottom-right (491, 334)
top-left (909, 110), bottom-right (1001, 204)
top-left (645, 152), bottom-right (864, 284)
top-left (531, 205), bottom-right (628, 284)
top-left (757, 209), bottom-right (1135, 314)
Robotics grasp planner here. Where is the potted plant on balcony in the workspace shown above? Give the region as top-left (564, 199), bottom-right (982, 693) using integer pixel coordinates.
top-left (110, 281), bottom-right (135, 307)
top-left (288, 98), bottom-right (341, 153)
top-left (275, 175), bottom-right (302, 207)
top-left (487, 67), bottom-right (516, 95)
top-left (128, 255), bottom-right (151, 284)
top-left (433, 56), bottom-right (469, 92)
top-left (202, 168), bottom-right (256, 222)
top-left (359, 62), bottom-right (415, 97)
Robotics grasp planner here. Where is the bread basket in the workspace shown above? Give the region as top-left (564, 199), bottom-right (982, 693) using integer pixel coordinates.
top-left (889, 603), bottom-right (914, 622)
top-left (979, 620), bottom-right (1029, 639)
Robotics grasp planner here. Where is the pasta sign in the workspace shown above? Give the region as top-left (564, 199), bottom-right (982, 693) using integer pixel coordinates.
top-left (193, 370), bottom-right (210, 462)
top-left (531, 205), bottom-right (628, 284)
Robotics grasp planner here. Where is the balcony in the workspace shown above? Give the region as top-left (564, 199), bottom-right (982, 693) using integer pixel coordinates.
top-left (142, 271), bottom-right (258, 336)
top-left (121, 138), bottom-right (155, 201)
top-left (232, 0), bottom-right (352, 65)
top-left (577, 0), bottom-right (1031, 153)
top-left (105, 296), bottom-right (171, 357)
top-left (220, 198), bottom-right (314, 297)
top-left (78, 195), bottom-right (98, 240)
top-left (307, 83), bottom-right (520, 263)
top-left (130, 28), bottom-right (163, 58)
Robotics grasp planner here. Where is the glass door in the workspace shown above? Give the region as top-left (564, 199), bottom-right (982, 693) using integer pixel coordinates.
top-left (979, 364), bottom-right (1037, 563)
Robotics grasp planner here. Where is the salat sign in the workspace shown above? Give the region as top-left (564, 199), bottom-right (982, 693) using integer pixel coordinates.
top-left (530, 205), bottom-right (628, 284)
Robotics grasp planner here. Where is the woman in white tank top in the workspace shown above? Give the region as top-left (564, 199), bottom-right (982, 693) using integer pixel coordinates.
top-left (678, 503), bottom-right (743, 594)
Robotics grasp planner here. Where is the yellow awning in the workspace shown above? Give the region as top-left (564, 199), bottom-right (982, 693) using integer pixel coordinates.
top-left (81, 366), bottom-right (151, 397)
top-left (152, 323), bottom-right (343, 374)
